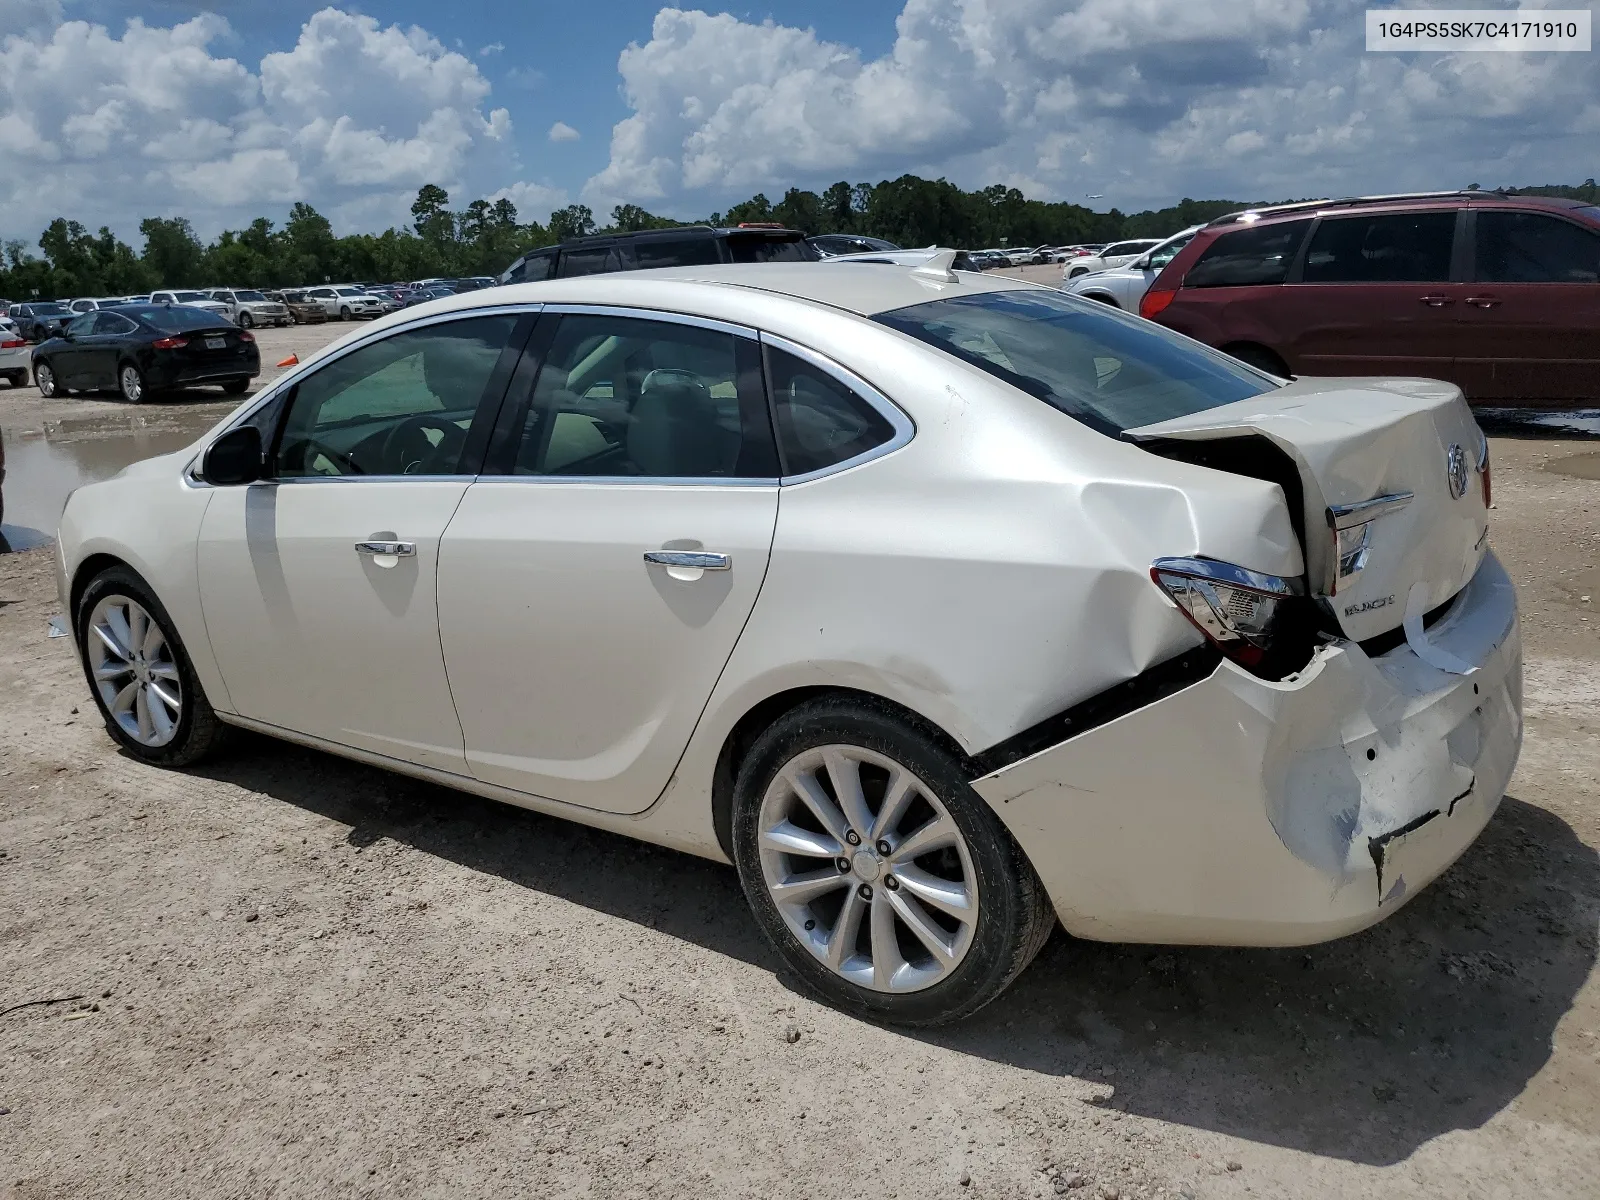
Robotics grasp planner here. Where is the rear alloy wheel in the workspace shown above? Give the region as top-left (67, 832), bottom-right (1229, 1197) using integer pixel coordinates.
top-left (118, 362), bottom-right (145, 404)
top-left (77, 567), bottom-right (228, 766)
top-left (732, 698), bottom-right (1055, 1026)
top-left (33, 361), bottom-right (57, 397)
top-left (237, 311), bottom-right (253, 329)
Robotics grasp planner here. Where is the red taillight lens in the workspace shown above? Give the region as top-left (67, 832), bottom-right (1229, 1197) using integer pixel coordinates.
top-left (1150, 557), bottom-right (1300, 669)
top-left (1479, 440), bottom-right (1492, 507)
top-left (238, 330), bottom-right (255, 342)
top-left (0, 337), bottom-right (25, 348)
top-left (151, 336), bottom-right (188, 349)
top-left (1139, 287), bottom-right (1177, 321)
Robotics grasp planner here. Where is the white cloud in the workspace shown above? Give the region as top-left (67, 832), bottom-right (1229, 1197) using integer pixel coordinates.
top-left (547, 120), bottom-right (580, 142)
top-left (585, 1), bottom-right (1600, 213)
top-left (487, 179), bottom-right (570, 222)
top-left (479, 42), bottom-right (504, 57)
top-left (0, 7), bottom-right (517, 240)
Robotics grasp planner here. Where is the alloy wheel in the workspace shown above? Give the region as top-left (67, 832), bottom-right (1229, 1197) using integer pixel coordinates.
top-left (85, 594), bottom-right (182, 748)
top-left (238, 311), bottom-right (253, 329)
top-left (757, 744), bottom-right (979, 993)
top-left (34, 362), bottom-right (55, 396)
top-left (119, 364), bottom-right (143, 403)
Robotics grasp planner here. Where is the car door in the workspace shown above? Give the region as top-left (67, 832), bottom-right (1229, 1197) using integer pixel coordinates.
top-left (1456, 207), bottom-right (1600, 402)
top-left (86, 311), bottom-right (137, 387)
top-left (436, 308), bottom-right (780, 813)
top-left (53, 313), bottom-right (99, 387)
top-left (196, 310), bottom-right (533, 771)
top-left (1269, 209), bottom-right (1466, 379)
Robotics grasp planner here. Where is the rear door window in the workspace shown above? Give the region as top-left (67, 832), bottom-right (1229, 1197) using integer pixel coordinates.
top-left (1302, 212), bottom-right (1456, 282)
top-left (1475, 211), bottom-right (1600, 282)
top-left (508, 252), bottom-right (555, 283)
top-left (557, 246), bottom-right (624, 277)
top-left (633, 238), bottom-right (724, 268)
top-left (1184, 219), bottom-right (1313, 288)
top-left (764, 346), bottom-right (896, 476)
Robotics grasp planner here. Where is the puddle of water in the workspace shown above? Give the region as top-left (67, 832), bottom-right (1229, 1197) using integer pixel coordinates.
top-left (1545, 451), bottom-right (1600, 481)
top-left (1477, 408), bottom-right (1600, 439)
top-left (1, 411), bottom-right (221, 551)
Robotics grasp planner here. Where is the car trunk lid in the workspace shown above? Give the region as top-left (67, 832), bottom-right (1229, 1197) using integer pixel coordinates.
top-left (1125, 377), bottom-right (1489, 642)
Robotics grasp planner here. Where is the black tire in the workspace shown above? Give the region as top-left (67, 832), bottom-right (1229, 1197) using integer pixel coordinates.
top-left (4, 370), bottom-right (26, 387)
top-left (237, 311), bottom-right (253, 329)
top-left (118, 361), bottom-right (146, 404)
top-left (1224, 343), bottom-right (1291, 377)
top-left (33, 360), bottom-right (57, 397)
top-left (1068, 266), bottom-right (1088, 279)
top-left (75, 565), bottom-right (229, 768)
top-left (222, 377), bottom-right (251, 395)
top-left (339, 305), bottom-right (352, 321)
top-left (730, 696), bottom-right (1055, 1026)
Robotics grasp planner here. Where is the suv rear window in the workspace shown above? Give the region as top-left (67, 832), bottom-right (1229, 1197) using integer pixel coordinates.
top-left (876, 289), bottom-right (1275, 436)
top-left (1302, 212), bottom-right (1456, 282)
top-left (727, 235), bottom-right (815, 263)
top-left (634, 238), bottom-right (724, 269)
top-left (1184, 219), bottom-right (1312, 288)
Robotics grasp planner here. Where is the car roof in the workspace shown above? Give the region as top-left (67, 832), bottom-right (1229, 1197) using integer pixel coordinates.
top-left (397, 262), bottom-right (1046, 322)
top-left (1206, 189), bottom-right (1592, 228)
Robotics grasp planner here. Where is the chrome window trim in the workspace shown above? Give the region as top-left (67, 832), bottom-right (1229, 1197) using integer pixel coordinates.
top-left (758, 331), bottom-right (915, 485)
top-left (183, 302), bottom-right (544, 488)
top-left (539, 303), bottom-right (757, 341)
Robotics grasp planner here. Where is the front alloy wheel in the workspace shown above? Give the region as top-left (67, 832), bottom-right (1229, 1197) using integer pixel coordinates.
top-left (34, 361), bottom-right (57, 396)
top-left (86, 594), bottom-right (183, 748)
top-left (339, 305), bottom-right (352, 320)
top-left (237, 311), bottom-right (253, 329)
top-left (119, 363), bottom-right (144, 404)
top-left (757, 745), bottom-right (979, 992)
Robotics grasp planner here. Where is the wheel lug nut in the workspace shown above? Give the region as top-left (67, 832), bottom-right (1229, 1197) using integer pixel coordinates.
top-left (876, 839), bottom-right (892, 856)
top-left (884, 875), bottom-right (899, 892)
top-left (836, 858), bottom-right (851, 873)
top-left (844, 830), bottom-right (861, 846)
top-left (857, 884), bottom-right (873, 901)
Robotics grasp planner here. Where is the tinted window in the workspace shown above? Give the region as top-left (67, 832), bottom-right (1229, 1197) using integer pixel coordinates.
top-left (236, 290), bottom-right (267, 301)
top-left (1475, 210), bottom-right (1600, 283)
top-left (509, 314), bottom-right (775, 478)
top-left (66, 314), bottom-right (96, 337)
top-left (1146, 233), bottom-right (1195, 270)
top-left (765, 346), bottom-right (895, 475)
top-left (510, 252), bottom-right (555, 283)
top-left (172, 292), bottom-right (211, 302)
top-left (31, 302), bottom-right (67, 315)
top-left (1103, 242), bottom-right (1150, 258)
top-left (557, 247), bottom-right (622, 277)
top-left (727, 235), bottom-right (815, 263)
top-left (123, 306), bottom-right (228, 331)
top-left (92, 312), bottom-right (137, 335)
top-left (274, 316), bottom-right (516, 478)
top-left (1302, 212), bottom-right (1455, 283)
top-left (876, 289), bottom-right (1275, 436)
top-left (634, 238), bottom-right (723, 268)
top-left (1184, 219), bottom-right (1312, 288)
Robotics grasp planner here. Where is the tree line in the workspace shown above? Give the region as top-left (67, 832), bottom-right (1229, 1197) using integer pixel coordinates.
top-left (4, 175), bottom-right (1595, 301)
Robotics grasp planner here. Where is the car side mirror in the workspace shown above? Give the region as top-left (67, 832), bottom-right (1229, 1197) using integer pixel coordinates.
top-left (202, 425), bottom-right (264, 486)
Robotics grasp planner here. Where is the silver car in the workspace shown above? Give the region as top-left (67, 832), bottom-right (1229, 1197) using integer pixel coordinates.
top-left (208, 289), bottom-right (292, 330)
top-left (0, 315), bottom-right (31, 386)
top-left (1060, 226), bottom-right (1204, 311)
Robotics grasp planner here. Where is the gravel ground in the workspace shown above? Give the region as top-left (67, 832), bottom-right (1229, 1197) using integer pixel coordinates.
top-left (0, 318), bottom-right (1597, 1198)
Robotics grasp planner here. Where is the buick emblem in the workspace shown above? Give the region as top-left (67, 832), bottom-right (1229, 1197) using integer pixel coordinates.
top-left (1446, 444), bottom-right (1469, 499)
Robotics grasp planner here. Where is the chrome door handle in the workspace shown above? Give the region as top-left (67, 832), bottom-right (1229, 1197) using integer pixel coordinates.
top-left (1465, 295), bottom-right (1501, 309)
top-left (355, 541), bottom-right (415, 557)
top-left (643, 550), bottom-right (731, 570)
top-left (1418, 294), bottom-right (1454, 307)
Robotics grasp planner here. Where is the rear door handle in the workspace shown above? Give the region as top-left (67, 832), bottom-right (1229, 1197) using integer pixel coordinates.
top-left (643, 550), bottom-right (731, 570)
top-left (1418, 295), bottom-right (1454, 307)
top-left (1465, 295), bottom-right (1501, 309)
top-left (355, 541), bottom-right (415, 557)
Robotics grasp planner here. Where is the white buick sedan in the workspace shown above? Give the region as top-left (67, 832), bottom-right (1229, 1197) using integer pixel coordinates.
top-left (55, 259), bottom-right (1521, 1025)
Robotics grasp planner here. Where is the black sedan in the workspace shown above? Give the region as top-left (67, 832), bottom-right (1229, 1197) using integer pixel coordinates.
top-left (31, 305), bottom-right (260, 404)
top-left (11, 301), bottom-right (72, 342)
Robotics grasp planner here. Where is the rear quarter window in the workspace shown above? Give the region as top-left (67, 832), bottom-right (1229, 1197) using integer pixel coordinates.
top-left (1184, 219), bottom-right (1313, 288)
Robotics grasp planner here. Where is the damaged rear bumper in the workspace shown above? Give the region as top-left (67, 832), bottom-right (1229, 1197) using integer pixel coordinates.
top-left (972, 550), bottom-right (1522, 946)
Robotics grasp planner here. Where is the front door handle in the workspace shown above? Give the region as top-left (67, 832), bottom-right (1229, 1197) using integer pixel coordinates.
top-left (355, 541), bottom-right (415, 557)
top-left (1465, 295), bottom-right (1502, 309)
top-left (1418, 294), bottom-right (1454, 307)
top-left (643, 550), bottom-right (731, 570)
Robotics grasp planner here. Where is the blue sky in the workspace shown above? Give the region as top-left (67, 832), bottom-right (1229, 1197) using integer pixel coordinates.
top-left (2, 1), bottom-right (1596, 244)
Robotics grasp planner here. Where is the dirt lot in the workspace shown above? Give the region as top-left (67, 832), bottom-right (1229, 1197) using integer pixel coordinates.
top-left (1, 314), bottom-right (1598, 1198)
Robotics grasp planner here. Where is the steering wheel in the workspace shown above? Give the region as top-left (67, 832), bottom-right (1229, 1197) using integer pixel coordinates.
top-left (299, 436), bottom-right (366, 476)
top-left (381, 414), bottom-right (466, 475)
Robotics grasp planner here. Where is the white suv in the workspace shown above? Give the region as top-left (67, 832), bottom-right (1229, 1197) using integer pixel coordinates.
top-left (302, 286), bottom-right (386, 320)
top-left (150, 290), bottom-right (232, 317)
top-left (208, 289), bottom-right (291, 329)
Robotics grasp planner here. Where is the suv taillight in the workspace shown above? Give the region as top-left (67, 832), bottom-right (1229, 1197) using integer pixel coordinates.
top-left (1139, 288), bottom-right (1176, 320)
top-left (1150, 557), bottom-right (1301, 669)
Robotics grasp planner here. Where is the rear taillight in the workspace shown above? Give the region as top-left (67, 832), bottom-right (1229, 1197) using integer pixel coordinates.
top-left (238, 330), bottom-right (255, 342)
top-left (1139, 287), bottom-right (1176, 320)
top-left (152, 336), bottom-right (188, 349)
top-left (1151, 557), bottom-right (1301, 669)
top-left (1478, 439), bottom-right (1492, 507)
top-left (0, 338), bottom-right (25, 348)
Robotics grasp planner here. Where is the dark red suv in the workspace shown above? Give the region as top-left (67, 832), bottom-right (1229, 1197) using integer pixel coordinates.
top-left (1140, 192), bottom-right (1600, 406)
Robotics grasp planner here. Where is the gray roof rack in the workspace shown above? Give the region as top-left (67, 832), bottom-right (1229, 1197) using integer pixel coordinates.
top-left (1206, 190), bottom-right (1513, 227)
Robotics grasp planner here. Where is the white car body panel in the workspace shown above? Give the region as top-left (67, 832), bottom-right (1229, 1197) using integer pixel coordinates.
top-left (196, 479), bottom-right (471, 772)
top-left (437, 482), bottom-right (779, 812)
top-left (1059, 227), bottom-right (1205, 311)
top-left (52, 264), bottom-right (1522, 946)
top-left (0, 318), bottom-right (31, 375)
top-left (1063, 239), bottom-right (1163, 280)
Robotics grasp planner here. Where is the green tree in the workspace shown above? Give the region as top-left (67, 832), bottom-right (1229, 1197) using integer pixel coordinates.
top-left (138, 217), bottom-right (206, 288)
top-left (548, 203), bottom-right (596, 242)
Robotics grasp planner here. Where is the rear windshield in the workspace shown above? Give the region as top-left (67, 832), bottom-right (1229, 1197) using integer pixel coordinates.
top-left (29, 302), bottom-right (68, 315)
top-left (875, 289), bottom-right (1276, 436)
top-left (727, 235), bottom-right (817, 263)
top-left (171, 291), bottom-right (212, 302)
top-left (118, 305), bottom-right (228, 331)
